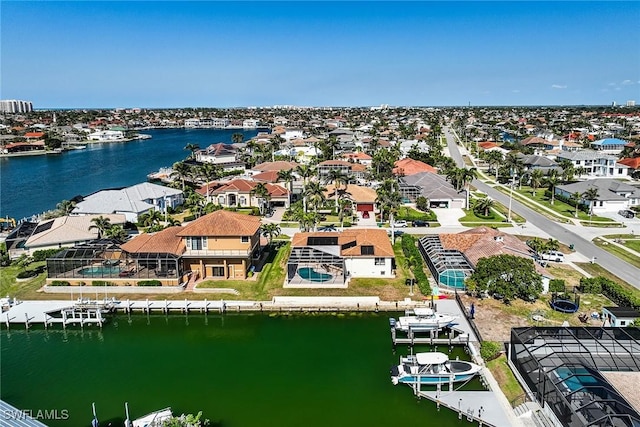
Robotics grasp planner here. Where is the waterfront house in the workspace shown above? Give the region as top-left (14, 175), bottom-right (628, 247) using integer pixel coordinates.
top-left (24, 214), bottom-right (127, 255)
top-left (87, 130), bottom-right (126, 142)
top-left (210, 179), bottom-right (290, 210)
top-left (590, 138), bottom-right (629, 154)
top-left (555, 179), bottom-right (640, 214)
top-left (555, 150), bottom-right (629, 179)
top-left (195, 143), bottom-right (238, 164)
top-left (418, 227), bottom-right (551, 290)
top-left (399, 172), bottom-right (466, 208)
top-left (72, 182), bottom-right (183, 222)
top-left (287, 229), bottom-right (395, 287)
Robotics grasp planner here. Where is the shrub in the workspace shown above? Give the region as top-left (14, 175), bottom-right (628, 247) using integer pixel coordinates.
top-left (91, 280), bottom-right (115, 286)
top-left (183, 215), bottom-right (196, 222)
top-left (480, 341), bottom-right (502, 361)
top-left (32, 248), bottom-right (66, 262)
top-left (549, 279), bottom-right (566, 293)
top-left (400, 235), bottom-right (431, 295)
top-left (137, 280), bottom-right (162, 287)
top-left (16, 270), bottom-right (38, 279)
top-left (50, 280), bottom-right (70, 286)
top-left (579, 277), bottom-right (603, 294)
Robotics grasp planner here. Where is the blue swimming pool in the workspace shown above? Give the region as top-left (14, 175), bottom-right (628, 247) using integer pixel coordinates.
top-left (78, 266), bottom-right (122, 276)
top-left (298, 267), bottom-right (332, 283)
top-left (554, 367), bottom-right (600, 392)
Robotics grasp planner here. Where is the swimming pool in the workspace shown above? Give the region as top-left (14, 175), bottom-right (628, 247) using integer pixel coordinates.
top-left (554, 367), bottom-right (600, 392)
top-left (298, 267), bottom-right (332, 283)
top-left (78, 266), bottom-right (122, 276)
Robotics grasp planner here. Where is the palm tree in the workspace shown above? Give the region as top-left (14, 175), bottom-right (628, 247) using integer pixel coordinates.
top-left (277, 169), bottom-right (295, 194)
top-left (485, 151), bottom-right (504, 181)
top-left (231, 133), bottom-right (244, 145)
top-left (558, 159), bottom-right (575, 182)
top-left (260, 223), bottom-right (281, 247)
top-left (446, 167), bottom-right (465, 191)
top-left (582, 187), bottom-right (599, 222)
top-left (546, 169), bottom-right (560, 205)
top-left (571, 191), bottom-right (582, 218)
top-left (89, 216), bottom-right (112, 238)
top-left (199, 163), bottom-right (221, 202)
top-left (184, 143), bottom-right (200, 160)
top-left (324, 168), bottom-right (350, 209)
top-left (56, 199), bottom-right (76, 215)
top-left (304, 181), bottom-right (327, 214)
top-left (376, 179), bottom-right (402, 243)
top-left (461, 168), bottom-right (478, 209)
top-left (251, 183), bottom-right (271, 214)
top-left (171, 161), bottom-right (192, 191)
top-left (104, 224), bottom-right (128, 242)
top-left (295, 164), bottom-right (315, 213)
top-left (138, 209), bottom-right (164, 229)
top-left (404, 254), bottom-right (419, 295)
top-left (474, 197), bottom-right (494, 217)
top-left (529, 169), bottom-right (544, 196)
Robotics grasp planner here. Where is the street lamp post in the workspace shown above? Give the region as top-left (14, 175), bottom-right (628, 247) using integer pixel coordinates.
top-left (507, 173), bottom-right (516, 223)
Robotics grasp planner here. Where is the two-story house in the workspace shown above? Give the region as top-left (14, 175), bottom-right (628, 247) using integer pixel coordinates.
top-left (317, 160), bottom-right (367, 180)
top-left (556, 150), bottom-right (629, 179)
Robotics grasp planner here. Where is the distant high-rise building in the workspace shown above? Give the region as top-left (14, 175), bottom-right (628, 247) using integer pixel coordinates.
top-left (627, 100), bottom-right (636, 107)
top-left (0, 99), bottom-right (33, 113)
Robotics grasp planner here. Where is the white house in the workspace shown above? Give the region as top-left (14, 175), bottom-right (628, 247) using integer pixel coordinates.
top-left (87, 130), bottom-right (125, 142)
top-left (601, 306), bottom-right (639, 327)
top-left (283, 129), bottom-right (304, 141)
top-left (195, 143), bottom-right (237, 164)
top-left (555, 179), bottom-right (640, 214)
top-left (243, 119), bottom-right (260, 129)
top-left (556, 150), bottom-right (629, 179)
top-left (287, 229), bottom-right (395, 287)
top-left (73, 182), bottom-right (183, 222)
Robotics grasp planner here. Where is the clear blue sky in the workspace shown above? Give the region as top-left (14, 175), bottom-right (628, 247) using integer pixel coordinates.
top-left (2, 1), bottom-right (639, 108)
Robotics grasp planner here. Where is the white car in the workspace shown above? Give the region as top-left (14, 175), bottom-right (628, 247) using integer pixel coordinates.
top-left (539, 251), bottom-right (564, 262)
top-left (393, 220), bottom-right (408, 228)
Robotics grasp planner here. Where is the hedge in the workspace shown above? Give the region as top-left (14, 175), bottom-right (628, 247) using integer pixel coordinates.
top-left (91, 280), bottom-right (115, 286)
top-left (480, 341), bottom-right (502, 361)
top-left (137, 280), bottom-right (162, 287)
top-left (580, 276), bottom-right (640, 310)
top-left (400, 235), bottom-right (431, 295)
top-left (16, 270), bottom-right (38, 279)
top-left (32, 248), bottom-right (66, 262)
top-left (549, 279), bottom-right (566, 293)
top-left (49, 280), bottom-right (70, 286)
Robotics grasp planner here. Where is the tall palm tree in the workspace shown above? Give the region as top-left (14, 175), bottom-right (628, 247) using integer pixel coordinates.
top-left (529, 169), bottom-right (544, 196)
top-left (260, 223), bottom-right (281, 247)
top-left (582, 187), bottom-right (599, 222)
top-left (277, 169), bottom-right (295, 194)
top-left (251, 183), bottom-right (271, 214)
top-left (571, 191), bottom-right (582, 218)
top-left (544, 238), bottom-right (560, 253)
top-left (304, 181), bottom-right (327, 214)
top-left (446, 167), bottom-right (465, 191)
top-left (56, 199), bottom-right (76, 215)
top-left (485, 151), bottom-right (504, 181)
top-left (199, 163), bottom-right (221, 203)
top-left (295, 164), bottom-right (315, 212)
top-left (104, 224), bottom-right (128, 242)
top-left (324, 168), bottom-right (350, 209)
top-left (138, 209), bottom-right (164, 229)
top-left (184, 143), bottom-right (200, 160)
top-left (546, 169), bottom-right (560, 205)
top-left (461, 168), bottom-right (478, 209)
top-left (376, 179), bottom-right (402, 243)
top-left (89, 216), bottom-right (112, 239)
top-left (171, 161), bottom-right (192, 191)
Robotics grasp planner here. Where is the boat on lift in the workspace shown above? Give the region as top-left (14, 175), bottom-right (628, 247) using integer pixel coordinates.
top-left (393, 307), bottom-right (457, 332)
top-left (390, 351), bottom-right (482, 385)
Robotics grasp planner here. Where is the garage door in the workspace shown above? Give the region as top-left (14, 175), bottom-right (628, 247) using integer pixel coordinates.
top-left (357, 203), bottom-right (374, 212)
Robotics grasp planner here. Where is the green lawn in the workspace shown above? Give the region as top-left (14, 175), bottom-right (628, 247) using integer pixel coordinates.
top-left (601, 235), bottom-right (640, 253)
top-left (395, 206), bottom-right (437, 222)
top-left (592, 238), bottom-right (640, 268)
top-left (459, 208), bottom-right (512, 227)
top-left (0, 261), bottom-right (48, 300)
top-left (487, 355), bottom-right (524, 405)
top-left (513, 187), bottom-right (614, 223)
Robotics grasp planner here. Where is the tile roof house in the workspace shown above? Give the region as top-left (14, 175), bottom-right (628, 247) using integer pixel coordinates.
top-left (287, 229), bottom-right (395, 287)
top-left (399, 172), bottom-right (466, 208)
top-left (210, 179), bottom-right (290, 210)
top-left (323, 184), bottom-right (377, 214)
top-left (418, 227), bottom-right (551, 291)
top-left (618, 157), bottom-right (640, 177)
top-left (340, 152), bottom-right (373, 166)
top-left (24, 214), bottom-right (127, 254)
top-left (317, 160), bottom-right (367, 179)
top-left (121, 210), bottom-right (262, 282)
top-left (393, 158), bottom-right (437, 176)
top-left (195, 143), bottom-right (243, 170)
top-left (252, 161), bottom-right (299, 172)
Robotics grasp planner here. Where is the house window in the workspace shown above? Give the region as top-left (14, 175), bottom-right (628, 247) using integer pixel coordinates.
top-left (375, 257), bottom-right (385, 265)
top-left (240, 196), bottom-right (246, 206)
top-left (380, 271), bottom-right (385, 275)
top-left (618, 168), bottom-right (623, 174)
top-left (241, 236), bottom-right (249, 243)
top-left (218, 196), bottom-right (225, 205)
top-left (361, 245), bottom-right (374, 255)
top-left (188, 237), bottom-right (207, 250)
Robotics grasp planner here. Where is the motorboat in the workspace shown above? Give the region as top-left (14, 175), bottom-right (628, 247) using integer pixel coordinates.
top-left (391, 352), bottom-right (482, 385)
top-left (130, 407), bottom-right (173, 427)
top-left (394, 307), bottom-right (457, 332)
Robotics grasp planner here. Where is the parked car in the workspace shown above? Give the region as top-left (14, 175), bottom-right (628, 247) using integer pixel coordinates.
top-left (539, 251), bottom-right (564, 263)
top-left (412, 220), bottom-right (429, 227)
top-left (618, 209), bottom-right (635, 219)
top-left (393, 220), bottom-right (408, 228)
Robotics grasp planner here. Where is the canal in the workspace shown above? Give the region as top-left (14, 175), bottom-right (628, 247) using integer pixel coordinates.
top-left (1, 312), bottom-right (479, 426)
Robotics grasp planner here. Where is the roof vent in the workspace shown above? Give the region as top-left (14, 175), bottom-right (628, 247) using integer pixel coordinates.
top-left (494, 236), bottom-right (504, 242)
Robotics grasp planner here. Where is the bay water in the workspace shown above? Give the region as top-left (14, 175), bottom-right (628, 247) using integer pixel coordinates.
top-left (0, 129), bottom-right (260, 220)
top-left (1, 312), bottom-right (475, 426)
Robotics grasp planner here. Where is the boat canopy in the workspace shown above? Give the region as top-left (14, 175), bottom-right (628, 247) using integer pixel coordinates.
top-left (416, 352), bottom-right (449, 365)
top-left (413, 308), bottom-right (434, 316)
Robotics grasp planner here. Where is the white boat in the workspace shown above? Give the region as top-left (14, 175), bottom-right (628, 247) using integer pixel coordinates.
top-left (394, 307), bottom-right (457, 332)
top-left (390, 352), bottom-right (482, 385)
top-left (130, 407), bottom-right (173, 427)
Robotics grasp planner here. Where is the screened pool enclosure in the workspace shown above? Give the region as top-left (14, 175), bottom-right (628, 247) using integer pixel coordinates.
top-left (418, 235), bottom-right (473, 289)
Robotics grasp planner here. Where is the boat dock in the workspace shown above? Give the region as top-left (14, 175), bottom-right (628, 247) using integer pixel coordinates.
top-left (0, 399), bottom-right (50, 427)
top-left (2, 300), bottom-right (109, 329)
top-left (416, 389), bottom-right (511, 427)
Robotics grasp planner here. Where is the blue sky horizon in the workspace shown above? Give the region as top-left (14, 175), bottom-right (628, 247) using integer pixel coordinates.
top-left (2, 1), bottom-right (639, 109)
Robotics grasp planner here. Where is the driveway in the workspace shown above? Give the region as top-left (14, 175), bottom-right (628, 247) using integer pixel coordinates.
top-left (432, 208), bottom-right (465, 227)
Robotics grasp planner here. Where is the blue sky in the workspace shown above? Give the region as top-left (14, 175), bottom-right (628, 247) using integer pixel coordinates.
top-left (2, 1), bottom-right (639, 108)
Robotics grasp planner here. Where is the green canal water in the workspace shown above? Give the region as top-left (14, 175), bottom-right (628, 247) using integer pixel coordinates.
top-left (1, 312), bottom-right (479, 426)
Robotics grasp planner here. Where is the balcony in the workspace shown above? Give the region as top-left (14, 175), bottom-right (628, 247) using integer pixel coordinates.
top-left (183, 248), bottom-right (252, 258)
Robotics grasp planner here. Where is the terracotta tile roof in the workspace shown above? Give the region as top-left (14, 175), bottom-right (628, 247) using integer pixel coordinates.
top-left (253, 170), bottom-right (280, 183)
top-left (618, 157), bottom-right (640, 169)
top-left (478, 141), bottom-right (499, 149)
top-left (292, 228), bottom-right (393, 257)
top-left (121, 226), bottom-right (185, 255)
top-left (341, 152), bottom-right (372, 161)
top-left (438, 227), bottom-right (550, 276)
top-left (252, 161), bottom-right (299, 172)
top-left (520, 136), bottom-right (548, 146)
top-left (211, 179), bottom-right (289, 197)
top-left (324, 184), bottom-right (377, 203)
top-left (177, 210), bottom-right (261, 237)
top-left (24, 132), bottom-right (45, 138)
top-left (393, 158), bottom-right (437, 175)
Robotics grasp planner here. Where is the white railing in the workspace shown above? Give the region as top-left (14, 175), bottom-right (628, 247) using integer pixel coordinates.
top-left (183, 249), bottom-right (251, 257)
